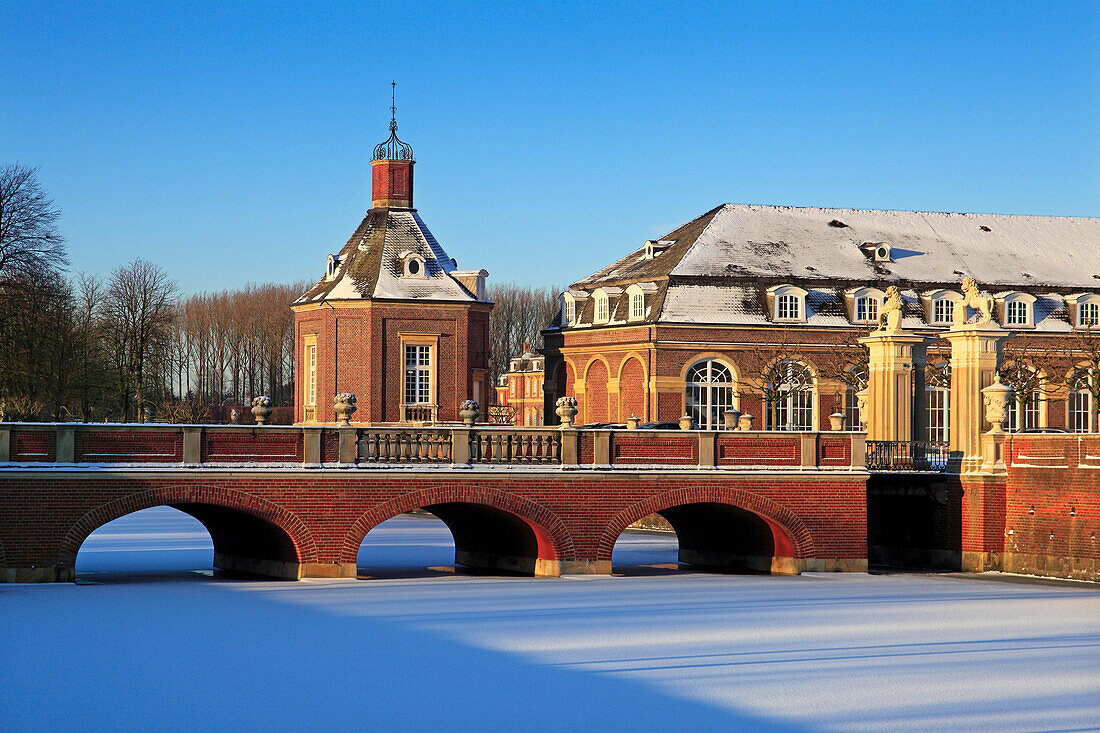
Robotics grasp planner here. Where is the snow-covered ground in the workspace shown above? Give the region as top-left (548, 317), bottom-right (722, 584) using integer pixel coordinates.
top-left (2, 508), bottom-right (1098, 732)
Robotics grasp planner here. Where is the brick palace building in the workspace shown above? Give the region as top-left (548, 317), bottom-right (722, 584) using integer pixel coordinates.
top-left (541, 204), bottom-right (1100, 436)
top-left (292, 104), bottom-right (492, 424)
top-left (494, 343), bottom-right (546, 426)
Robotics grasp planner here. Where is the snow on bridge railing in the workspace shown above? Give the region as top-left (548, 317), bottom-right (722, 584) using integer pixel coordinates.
top-left (0, 422), bottom-right (868, 471)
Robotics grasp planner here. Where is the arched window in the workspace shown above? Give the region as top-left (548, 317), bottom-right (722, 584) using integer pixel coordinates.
top-left (594, 291), bottom-right (609, 323)
top-left (1068, 367), bottom-right (1095, 433)
top-left (855, 296), bottom-right (879, 324)
top-left (933, 298), bottom-right (955, 325)
top-left (1081, 302), bottom-right (1100, 328)
top-left (685, 360), bottom-right (736, 430)
top-left (843, 365), bottom-right (868, 431)
top-left (925, 363), bottom-right (950, 443)
top-left (764, 361), bottom-right (815, 431)
top-left (777, 293), bottom-right (801, 320)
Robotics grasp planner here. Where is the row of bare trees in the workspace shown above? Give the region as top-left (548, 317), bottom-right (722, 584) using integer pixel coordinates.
top-left (487, 282), bottom-right (560, 391)
top-left (0, 163), bottom-right (308, 423)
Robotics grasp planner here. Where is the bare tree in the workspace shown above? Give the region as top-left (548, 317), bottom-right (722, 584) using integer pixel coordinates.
top-left (487, 282), bottom-right (559, 393)
top-left (104, 258), bottom-right (179, 422)
top-left (0, 163), bottom-right (67, 279)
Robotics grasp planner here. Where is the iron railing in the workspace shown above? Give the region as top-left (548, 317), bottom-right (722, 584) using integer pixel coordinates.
top-left (866, 440), bottom-right (950, 472)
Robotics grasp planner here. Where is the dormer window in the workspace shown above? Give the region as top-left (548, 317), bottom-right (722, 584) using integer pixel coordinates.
top-left (400, 251), bottom-right (427, 279)
top-left (325, 254), bottom-right (342, 281)
top-left (624, 282), bottom-right (656, 322)
top-left (643, 240), bottom-right (674, 260)
top-left (861, 242), bottom-right (892, 262)
top-left (855, 296), bottom-right (879, 323)
top-left (845, 286), bottom-right (886, 324)
top-left (562, 296), bottom-right (576, 326)
top-left (1081, 301), bottom-right (1099, 328)
top-left (933, 297), bottom-right (955, 324)
top-left (996, 291), bottom-right (1036, 328)
top-left (768, 285), bottom-right (808, 322)
top-left (1066, 293), bottom-right (1100, 329)
top-left (594, 290), bottom-right (610, 323)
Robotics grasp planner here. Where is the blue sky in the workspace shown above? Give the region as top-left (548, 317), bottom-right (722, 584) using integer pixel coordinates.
top-left (2, 1), bottom-right (1097, 295)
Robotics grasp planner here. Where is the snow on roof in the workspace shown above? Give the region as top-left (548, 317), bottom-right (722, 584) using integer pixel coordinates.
top-left (296, 209), bottom-right (478, 304)
top-left (673, 204), bottom-right (1100, 288)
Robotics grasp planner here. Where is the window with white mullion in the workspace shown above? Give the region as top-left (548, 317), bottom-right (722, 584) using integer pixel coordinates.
top-left (685, 360), bottom-right (735, 430)
top-left (306, 344), bottom-right (317, 406)
top-left (925, 363), bottom-right (950, 443)
top-left (404, 344), bottom-right (432, 405)
top-left (933, 298), bottom-right (954, 324)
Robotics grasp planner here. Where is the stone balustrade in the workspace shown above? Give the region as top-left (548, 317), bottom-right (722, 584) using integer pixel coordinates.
top-left (0, 422), bottom-right (868, 471)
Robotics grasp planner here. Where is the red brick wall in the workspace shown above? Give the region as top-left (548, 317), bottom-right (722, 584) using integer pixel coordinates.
top-left (619, 357), bottom-right (645, 422)
top-left (585, 359), bottom-right (609, 423)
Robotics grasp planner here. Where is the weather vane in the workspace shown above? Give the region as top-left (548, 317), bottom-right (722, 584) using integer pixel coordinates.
top-left (373, 81), bottom-right (414, 161)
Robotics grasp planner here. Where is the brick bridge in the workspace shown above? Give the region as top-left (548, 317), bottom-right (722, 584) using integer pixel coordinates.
top-left (1, 424), bottom-right (1095, 582)
top-left (0, 423), bottom-right (868, 582)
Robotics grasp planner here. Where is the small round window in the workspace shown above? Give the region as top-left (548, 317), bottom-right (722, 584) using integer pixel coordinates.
top-left (407, 259), bottom-right (421, 276)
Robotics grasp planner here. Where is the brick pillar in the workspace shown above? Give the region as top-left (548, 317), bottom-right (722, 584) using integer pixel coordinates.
top-left (371, 159), bottom-right (414, 208)
top-left (943, 324), bottom-right (1012, 472)
top-left (857, 332), bottom-right (931, 442)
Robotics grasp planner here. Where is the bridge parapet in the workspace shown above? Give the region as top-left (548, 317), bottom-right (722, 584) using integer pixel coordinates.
top-left (0, 422), bottom-right (867, 472)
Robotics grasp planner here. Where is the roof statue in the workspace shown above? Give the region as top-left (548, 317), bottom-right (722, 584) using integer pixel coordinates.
top-left (372, 81), bottom-right (414, 162)
top-left (876, 286), bottom-right (903, 333)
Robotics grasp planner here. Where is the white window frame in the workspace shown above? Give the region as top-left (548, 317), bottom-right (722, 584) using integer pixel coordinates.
top-left (933, 298), bottom-right (955, 325)
top-left (305, 341), bottom-right (317, 406)
top-left (764, 361), bottom-right (816, 431)
top-left (594, 290), bottom-right (610, 324)
top-left (1068, 368), bottom-right (1095, 432)
top-left (769, 285), bottom-right (808, 323)
top-left (1079, 301), bottom-right (1099, 329)
top-left (400, 252), bottom-right (428, 279)
top-left (684, 359), bottom-right (737, 430)
top-left (630, 292), bottom-right (644, 320)
top-left (997, 292), bottom-right (1036, 328)
top-left (855, 296), bottom-right (879, 324)
top-left (563, 297), bottom-right (576, 326)
top-left (925, 363), bottom-right (950, 443)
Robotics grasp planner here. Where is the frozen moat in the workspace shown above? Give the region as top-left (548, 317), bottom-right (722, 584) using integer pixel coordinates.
top-left (2, 507), bottom-right (1098, 731)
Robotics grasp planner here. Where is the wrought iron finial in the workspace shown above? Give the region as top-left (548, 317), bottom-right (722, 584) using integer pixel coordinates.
top-left (373, 82), bottom-right (414, 161)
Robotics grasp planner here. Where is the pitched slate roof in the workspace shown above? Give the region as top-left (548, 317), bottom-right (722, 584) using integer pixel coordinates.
top-left (563, 203), bottom-right (1100, 331)
top-left (296, 209), bottom-right (477, 303)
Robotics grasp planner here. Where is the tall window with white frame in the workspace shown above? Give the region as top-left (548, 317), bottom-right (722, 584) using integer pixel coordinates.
top-left (595, 292), bottom-right (609, 323)
top-left (843, 365), bottom-right (867, 431)
top-left (1006, 300), bottom-right (1029, 326)
top-left (777, 293), bottom-right (800, 320)
top-left (404, 344), bottom-right (432, 406)
top-left (925, 363), bottom-right (950, 443)
top-left (856, 296), bottom-right (879, 323)
top-left (685, 359), bottom-right (735, 430)
top-left (630, 292), bottom-right (644, 320)
top-left (306, 343), bottom-right (317, 407)
top-left (764, 360), bottom-right (815, 431)
top-left (563, 298), bottom-right (575, 326)
top-left (1067, 367), bottom-right (1095, 433)
top-left (1007, 390), bottom-right (1041, 432)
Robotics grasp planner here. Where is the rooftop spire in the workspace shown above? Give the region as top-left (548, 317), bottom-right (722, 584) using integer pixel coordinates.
top-left (373, 81), bottom-right (414, 161)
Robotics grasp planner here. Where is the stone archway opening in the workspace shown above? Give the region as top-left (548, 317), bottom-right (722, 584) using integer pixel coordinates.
top-left (357, 504), bottom-right (558, 580)
top-left (72, 504), bottom-right (303, 581)
top-left (611, 503), bottom-right (799, 575)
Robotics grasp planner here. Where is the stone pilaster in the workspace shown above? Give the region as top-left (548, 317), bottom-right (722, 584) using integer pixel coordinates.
top-left (858, 332), bottom-right (932, 442)
top-left (943, 324), bottom-right (1012, 472)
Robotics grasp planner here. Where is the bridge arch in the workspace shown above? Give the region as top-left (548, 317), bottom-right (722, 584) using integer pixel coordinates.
top-left (342, 486), bottom-right (575, 577)
top-left (58, 486), bottom-right (318, 580)
top-left (599, 487), bottom-right (815, 575)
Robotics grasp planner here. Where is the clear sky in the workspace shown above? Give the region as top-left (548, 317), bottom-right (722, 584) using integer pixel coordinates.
top-left (2, 1), bottom-right (1097, 295)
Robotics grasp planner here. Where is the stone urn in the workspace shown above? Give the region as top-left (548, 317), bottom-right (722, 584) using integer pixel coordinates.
top-left (829, 412), bottom-right (846, 431)
top-left (738, 413), bottom-right (755, 431)
top-left (855, 388), bottom-right (870, 431)
top-left (459, 399), bottom-right (480, 427)
top-left (555, 396), bottom-right (578, 428)
top-left (982, 374), bottom-right (1014, 434)
top-left (678, 414), bottom-right (694, 430)
top-left (334, 393), bottom-right (357, 426)
top-left (251, 396), bottom-right (272, 425)
top-left (626, 415), bottom-right (640, 430)
top-left (723, 408), bottom-right (741, 430)
top-left (230, 408), bottom-right (240, 423)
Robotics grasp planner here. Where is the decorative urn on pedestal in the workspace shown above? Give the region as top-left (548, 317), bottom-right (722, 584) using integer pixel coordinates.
top-left (723, 409), bottom-right (741, 430)
top-left (738, 413), bottom-right (755, 430)
top-left (981, 374), bottom-right (1014, 433)
top-left (678, 414), bottom-right (694, 430)
top-left (555, 396), bottom-right (578, 428)
top-left (251, 396), bottom-right (272, 425)
top-left (459, 399), bottom-right (480, 427)
top-left (334, 393), bottom-right (357, 426)
top-left (829, 412), bottom-right (846, 431)
top-left (626, 415), bottom-right (640, 430)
